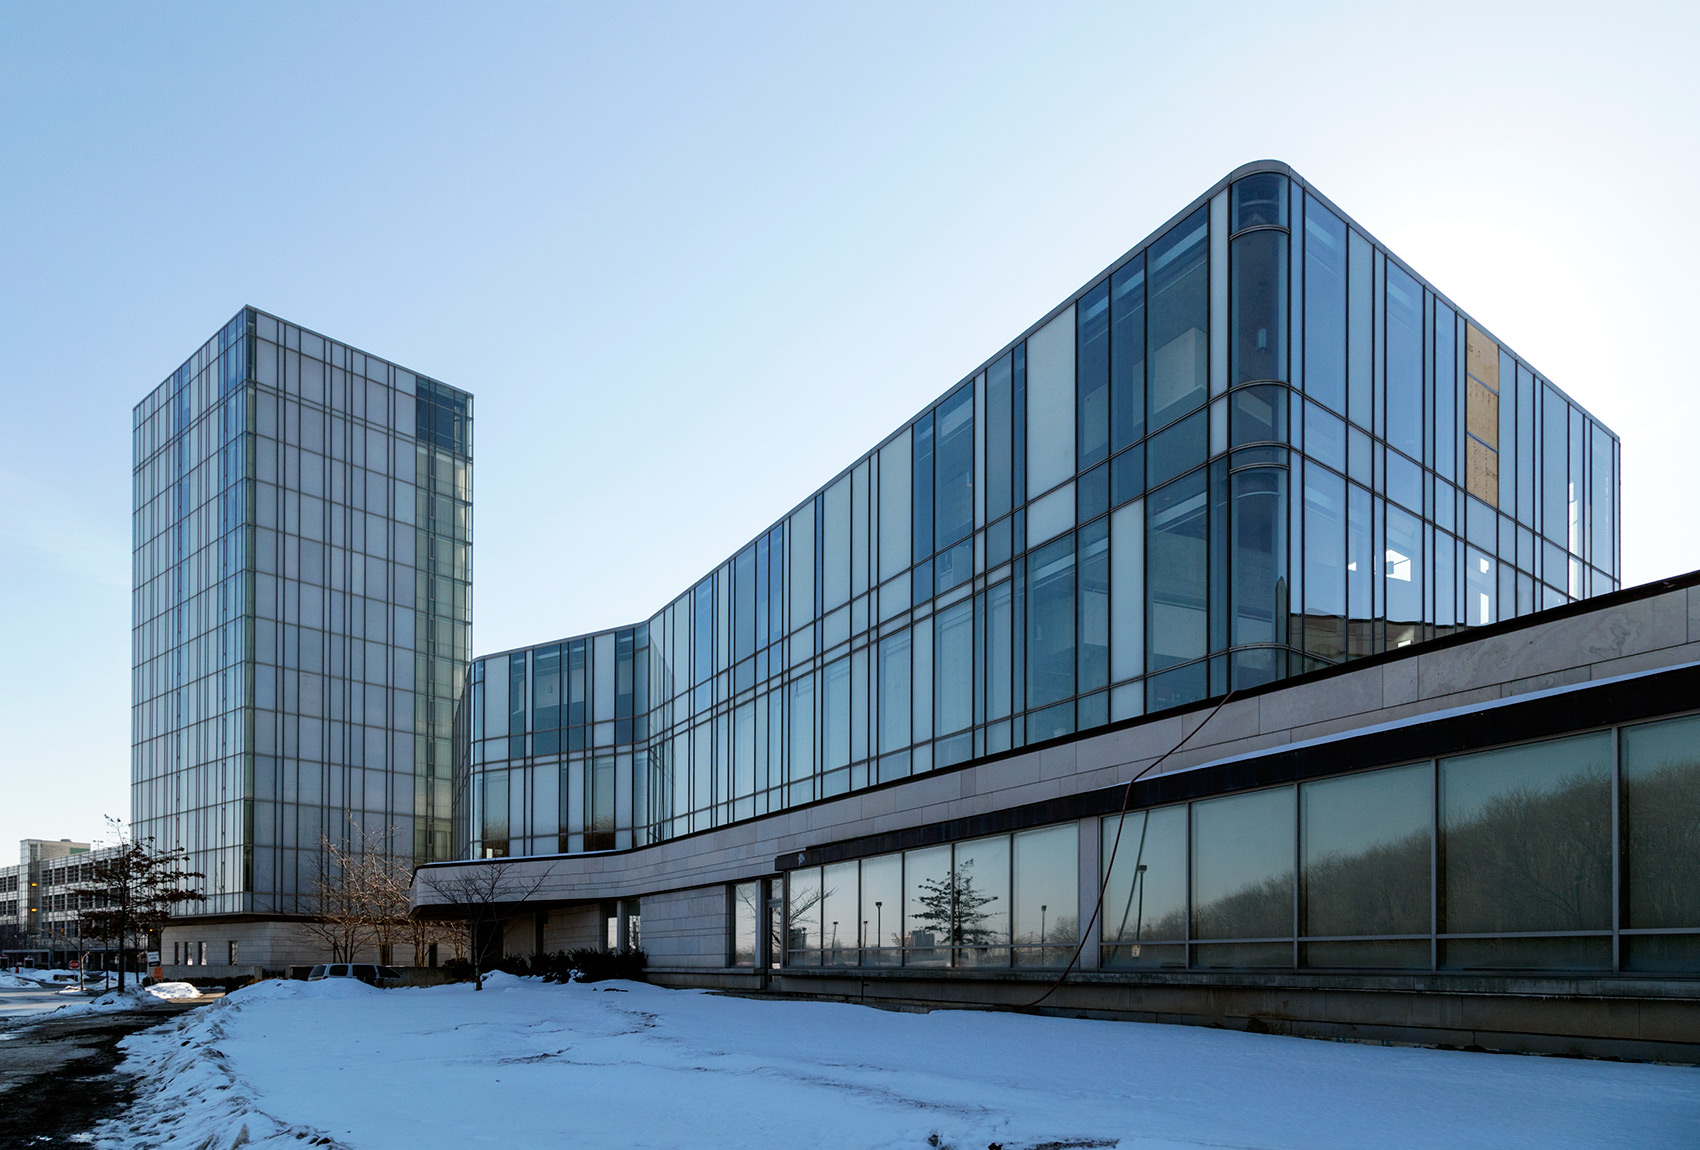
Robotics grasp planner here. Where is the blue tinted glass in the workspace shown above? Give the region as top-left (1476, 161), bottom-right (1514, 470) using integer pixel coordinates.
top-left (1231, 229), bottom-right (1287, 385)
top-left (1386, 450), bottom-right (1422, 513)
top-left (987, 354), bottom-right (1013, 521)
top-left (1303, 461), bottom-right (1346, 662)
top-left (1231, 384), bottom-right (1286, 447)
top-left (1147, 471), bottom-right (1209, 672)
top-left (1078, 463), bottom-right (1110, 523)
top-left (1078, 518), bottom-right (1110, 693)
top-left (1542, 387), bottom-right (1567, 545)
top-left (913, 411), bottom-right (934, 560)
top-left (1147, 408), bottom-right (1208, 489)
top-left (694, 579), bottom-right (715, 684)
top-left (1027, 534), bottom-right (1076, 708)
top-left (1434, 303), bottom-right (1456, 480)
top-left (1111, 444), bottom-right (1144, 507)
top-left (1385, 266), bottom-right (1423, 458)
top-left (1148, 209), bottom-right (1210, 428)
top-left (1303, 197), bottom-right (1347, 413)
top-left (1231, 174), bottom-right (1286, 229)
top-left (1347, 231), bottom-right (1374, 428)
top-left (1078, 281), bottom-right (1111, 469)
top-left (1110, 256), bottom-right (1146, 450)
top-left (935, 385), bottom-right (974, 551)
top-left (1232, 466), bottom-right (1285, 649)
top-left (1304, 401), bottom-right (1345, 471)
top-left (1385, 505), bottom-right (1424, 641)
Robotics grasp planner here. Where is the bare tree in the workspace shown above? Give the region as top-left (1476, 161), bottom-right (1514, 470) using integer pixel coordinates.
top-left (76, 817), bottom-right (205, 992)
top-left (416, 860), bottom-right (556, 990)
top-left (297, 834), bottom-right (373, 962)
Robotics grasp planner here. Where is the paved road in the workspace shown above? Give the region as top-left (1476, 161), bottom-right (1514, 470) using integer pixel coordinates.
top-left (0, 998), bottom-right (208, 1146)
top-left (0, 984), bottom-right (74, 1021)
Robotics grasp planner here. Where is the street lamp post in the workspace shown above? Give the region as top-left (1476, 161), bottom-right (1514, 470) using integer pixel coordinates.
top-left (1133, 864), bottom-right (1148, 956)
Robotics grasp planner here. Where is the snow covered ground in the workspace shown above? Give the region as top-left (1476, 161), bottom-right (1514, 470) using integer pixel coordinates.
top-left (94, 975), bottom-right (1697, 1150)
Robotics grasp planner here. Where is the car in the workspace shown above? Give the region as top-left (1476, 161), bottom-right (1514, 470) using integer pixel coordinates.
top-left (305, 963), bottom-right (404, 987)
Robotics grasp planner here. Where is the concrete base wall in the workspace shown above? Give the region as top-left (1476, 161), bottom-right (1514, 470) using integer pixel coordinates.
top-left (542, 907), bottom-right (602, 954)
top-left (158, 918), bottom-right (431, 977)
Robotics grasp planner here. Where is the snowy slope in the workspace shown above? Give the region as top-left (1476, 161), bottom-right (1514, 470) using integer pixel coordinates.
top-left (93, 974), bottom-right (1698, 1150)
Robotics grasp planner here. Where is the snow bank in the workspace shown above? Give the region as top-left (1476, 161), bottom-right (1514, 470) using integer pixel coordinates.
top-left (143, 982), bottom-right (202, 1000)
top-left (89, 976), bottom-right (1700, 1149)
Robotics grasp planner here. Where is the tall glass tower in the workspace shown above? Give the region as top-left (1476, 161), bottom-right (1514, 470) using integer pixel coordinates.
top-left (132, 308), bottom-right (471, 966)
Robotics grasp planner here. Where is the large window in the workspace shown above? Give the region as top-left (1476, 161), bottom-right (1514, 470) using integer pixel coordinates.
top-left (1303, 196), bottom-right (1347, 413)
top-left (1191, 787), bottom-right (1294, 966)
top-left (1147, 208), bottom-right (1209, 428)
top-left (1146, 471), bottom-right (1208, 703)
top-left (1621, 714), bottom-right (1700, 971)
top-left (1026, 534), bottom-right (1076, 709)
top-left (786, 827), bottom-right (1079, 969)
top-left (1102, 805), bottom-right (1186, 968)
top-left (1301, 763), bottom-right (1430, 968)
top-left (1440, 733), bottom-right (1612, 970)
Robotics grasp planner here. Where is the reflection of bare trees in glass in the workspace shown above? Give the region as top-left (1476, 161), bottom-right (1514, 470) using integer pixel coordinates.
top-left (732, 881), bottom-right (759, 966)
top-left (1444, 772), bottom-right (1612, 934)
top-left (1192, 872), bottom-right (1291, 940)
top-left (785, 879), bottom-right (826, 957)
top-left (1304, 829), bottom-right (1429, 937)
top-left (910, 861), bottom-right (1002, 946)
top-left (1624, 762), bottom-right (1700, 927)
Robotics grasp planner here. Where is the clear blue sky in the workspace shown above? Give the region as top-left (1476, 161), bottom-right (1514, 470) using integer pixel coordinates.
top-left (3, 1), bottom-right (1695, 852)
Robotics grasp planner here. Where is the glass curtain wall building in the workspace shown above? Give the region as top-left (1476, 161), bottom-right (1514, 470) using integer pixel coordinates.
top-left (132, 309), bottom-right (471, 940)
top-left (458, 161), bottom-right (1618, 863)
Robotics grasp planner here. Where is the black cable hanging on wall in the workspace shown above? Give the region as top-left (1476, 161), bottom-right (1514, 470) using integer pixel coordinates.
top-left (1024, 688), bottom-right (1241, 1010)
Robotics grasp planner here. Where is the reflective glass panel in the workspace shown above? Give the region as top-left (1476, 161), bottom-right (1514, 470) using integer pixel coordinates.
top-left (1440, 732), bottom-right (1611, 935)
top-left (903, 844), bottom-right (952, 966)
top-left (1110, 255), bottom-right (1146, 451)
top-left (877, 630), bottom-right (911, 753)
top-left (1304, 461), bottom-right (1346, 662)
top-left (1301, 763), bottom-right (1430, 938)
top-left (788, 866), bottom-right (822, 962)
top-left (861, 853), bottom-right (903, 964)
top-left (1102, 806), bottom-right (1187, 965)
top-left (1192, 787), bottom-right (1294, 940)
top-left (1148, 208), bottom-right (1210, 428)
top-left (954, 834), bottom-right (1011, 965)
top-left (1231, 229), bottom-right (1287, 384)
top-left (1027, 306), bottom-right (1076, 496)
top-left (1231, 467), bottom-right (1285, 654)
top-left (935, 385), bottom-right (974, 551)
top-left (1621, 714), bottom-right (1700, 930)
top-left (732, 881), bottom-right (759, 965)
top-left (935, 598), bottom-right (973, 736)
top-left (821, 860), bottom-right (858, 965)
top-left (1026, 533), bottom-right (1076, 708)
top-left (1013, 824), bottom-right (1078, 966)
top-left (1303, 196), bottom-right (1347, 413)
top-left (1385, 265), bottom-right (1423, 458)
top-left (1078, 280), bottom-right (1111, 469)
top-left (1147, 471), bottom-right (1208, 672)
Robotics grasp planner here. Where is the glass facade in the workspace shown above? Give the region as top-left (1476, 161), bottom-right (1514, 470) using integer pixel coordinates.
top-left (458, 164), bottom-right (1619, 863)
top-left (784, 823), bottom-right (1078, 968)
top-left (779, 714), bottom-right (1700, 972)
top-left (132, 308), bottom-right (472, 915)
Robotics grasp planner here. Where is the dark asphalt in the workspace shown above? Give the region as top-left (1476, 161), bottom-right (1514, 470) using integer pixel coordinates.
top-left (0, 1003), bottom-right (206, 1148)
